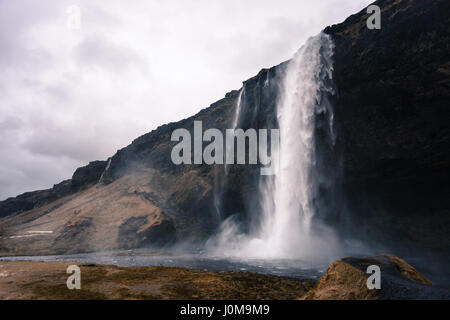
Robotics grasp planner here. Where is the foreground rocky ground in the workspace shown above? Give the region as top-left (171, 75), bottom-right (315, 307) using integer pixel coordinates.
top-left (1, 254), bottom-right (448, 300)
top-left (0, 260), bottom-right (314, 300)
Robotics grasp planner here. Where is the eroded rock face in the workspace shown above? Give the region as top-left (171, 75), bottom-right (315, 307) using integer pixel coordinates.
top-left (71, 161), bottom-right (108, 191)
top-left (118, 216), bottom-right (176, 249)
top-left (303, 255), bottom-right (450, 300)
top-left (0, 173), bottom-right (177, 255)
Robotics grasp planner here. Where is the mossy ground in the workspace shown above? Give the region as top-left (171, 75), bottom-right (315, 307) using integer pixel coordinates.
top-left (0, 261), bottom-right (314, 300)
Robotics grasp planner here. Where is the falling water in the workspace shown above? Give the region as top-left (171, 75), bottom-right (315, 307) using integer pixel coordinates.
top-left (209, 33), bottom-right (340, 262)
top-left (97, 158), bottom-right (112, 184)
top-left (256, 32), bottom-right (337, 259)
top-left (231, 89), bottom-right (244, 130)
top-left (223, 89), bottom-right (244, 177)
top-left (214, 88), bottom-right (245, 220)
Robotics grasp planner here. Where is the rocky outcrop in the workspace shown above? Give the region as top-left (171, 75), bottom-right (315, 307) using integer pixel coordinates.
top-left (71, 161), bottom-right (108, 190)
top-left (303, 255), bottom-right (450, 300)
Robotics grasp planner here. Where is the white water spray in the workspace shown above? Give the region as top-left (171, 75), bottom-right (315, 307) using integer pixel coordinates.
top-left (231, 89), bottom-right (244, 130)
top-left (209, 33), bottom-right (340, 262)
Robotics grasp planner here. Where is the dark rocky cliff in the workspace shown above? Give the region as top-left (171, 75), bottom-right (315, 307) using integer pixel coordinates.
top-left (0, 0), bottom-right (449, 257)
top-left (324, 0), bottom-right (450, 252)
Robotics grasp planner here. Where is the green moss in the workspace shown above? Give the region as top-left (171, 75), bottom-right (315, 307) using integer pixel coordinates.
top-left (115, 287), bottom-right (161, 300)
top-left (161, 283), bottom-right (198, 299)
top-left (14, 263), bottom-right (315, 300)
top-left (25, 282), bottom-right (108, 300)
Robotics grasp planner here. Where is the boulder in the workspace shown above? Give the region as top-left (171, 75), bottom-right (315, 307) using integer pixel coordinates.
top-left (303, 255), bottom-right (450, 299)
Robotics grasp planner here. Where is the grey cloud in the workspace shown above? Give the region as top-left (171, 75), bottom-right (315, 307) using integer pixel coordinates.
top-left (74, 36), bottom-right (148, 73)
top-left (0, 0), bottom-right (63, 67)
top-left (0, 117), bottom-right (23, 133)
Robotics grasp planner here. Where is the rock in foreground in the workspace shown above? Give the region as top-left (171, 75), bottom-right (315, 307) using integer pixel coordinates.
top-left (303, 254), bottom-right (450, 300)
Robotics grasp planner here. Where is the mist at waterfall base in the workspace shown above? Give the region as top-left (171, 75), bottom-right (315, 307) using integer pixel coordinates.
top-left (205, 32), bottom-right (361, 265)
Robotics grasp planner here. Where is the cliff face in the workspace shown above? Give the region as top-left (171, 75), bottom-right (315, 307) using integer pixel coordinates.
top-left (0, 0), bottom-right (449, 256)
top-left (328, 0), bottom-right (450, 188)
top-left (324, 0), bottom-right (450, 251)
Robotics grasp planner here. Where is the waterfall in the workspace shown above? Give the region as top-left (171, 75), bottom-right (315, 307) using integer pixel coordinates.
top-left (256, 32), bottom-right (337, 259)
top-left (208, 32), bottom-right (341, 262)
top-left (97, 158), bottom-right (112, 184)
top-left (213, 88), bottom-right (244, 221)
top-left (224, 88), bottom-right (244, 176)
top-left (231, 89), bottom-right (244, 130)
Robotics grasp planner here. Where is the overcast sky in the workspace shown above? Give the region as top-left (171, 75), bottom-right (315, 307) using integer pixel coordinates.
top-left (0, 0), bottom-right (373, 200)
